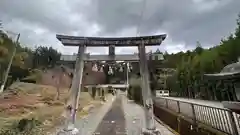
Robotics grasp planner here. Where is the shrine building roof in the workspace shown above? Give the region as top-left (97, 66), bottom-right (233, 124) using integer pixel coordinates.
top-left (204, 62), bottom-right (240, 80)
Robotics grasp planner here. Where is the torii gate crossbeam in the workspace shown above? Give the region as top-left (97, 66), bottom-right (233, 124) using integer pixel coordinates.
top-left (60, 54), bottom-right (164, 61)
top-left (57, 34), bottom-right (167, 135)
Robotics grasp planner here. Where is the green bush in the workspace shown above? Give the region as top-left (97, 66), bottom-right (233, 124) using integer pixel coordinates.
top-left (20, 69), bottom-right (42, 84)
top-left (128, 85), bottom-right (143, 104)
top-left (0, 127), bottom-right (45, 135)
top-left (127, 86), bottom-right (133, 100)
top-left (91, 87), bottom-right (97, 99)
top-left (128, 76), bottom-right (144, 104)
top-left (0, 118), bottom-right (44, 135)
top-left (107, 86), bottom-right (113, 93)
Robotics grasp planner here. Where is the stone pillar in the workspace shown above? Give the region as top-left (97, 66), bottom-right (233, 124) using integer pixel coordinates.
top-left (59, 45), bottom-right (86, 135)
top-left (138, 43), bottom-right (156, 131)
top-left (109, 45), bottom-right (115, 56)
top-left (138, 50), bottom-right (147, 107)
top-left (97, 87), bottom-right (101, 96)
top-left (109, 45), bottom-right (115, 64)
top-left (69, 45), bottom-right (86, 125)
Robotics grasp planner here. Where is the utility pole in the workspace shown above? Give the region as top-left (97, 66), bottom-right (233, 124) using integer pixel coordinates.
top-left (124, 62), bottom-right (129, 96)
top-left (126, 62), bottom-right (129, 86)
top-left (0, 33), bottom-right (20, 93)
top-left (0, 20), bottom-right (2, 28)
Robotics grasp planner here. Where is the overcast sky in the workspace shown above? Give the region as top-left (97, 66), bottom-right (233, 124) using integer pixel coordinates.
top-left (0, 0), bottom-right (240, 55)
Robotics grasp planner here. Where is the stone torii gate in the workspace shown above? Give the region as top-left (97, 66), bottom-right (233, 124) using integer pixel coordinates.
top-left (56, 34), bottom-right (166, 135)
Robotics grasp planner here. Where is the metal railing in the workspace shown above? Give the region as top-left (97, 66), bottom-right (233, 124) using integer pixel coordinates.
top-left (154, 97), bottom-right (239, 135)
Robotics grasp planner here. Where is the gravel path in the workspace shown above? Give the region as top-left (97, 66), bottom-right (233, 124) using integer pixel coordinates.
top-left (55, 93), bottom-right (175, 135)
top-left (75, 95), bottom-right (116, 135)
top-left (93, 96), bottom-right (126, 135)
top-left (122, 94), bottom-right (175, 135)
top-left (55, 95), bottom-right (116, 135)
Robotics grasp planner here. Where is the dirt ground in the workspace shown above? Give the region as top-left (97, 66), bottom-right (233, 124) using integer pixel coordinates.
top-left (0, 82), bottom-right (102, 133)
top-left (0, 65), bottom-right (108, 134)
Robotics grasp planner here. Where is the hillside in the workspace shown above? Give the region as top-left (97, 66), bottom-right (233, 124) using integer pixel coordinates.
top-left (0, 82), bottom-right (103, 134)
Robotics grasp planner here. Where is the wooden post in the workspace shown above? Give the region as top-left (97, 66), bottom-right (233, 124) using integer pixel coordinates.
top-left (177, 101), bottom-right (180, 113)
top-left (165, 99), bottom-right (168, 108)
top-left (231, 82), bottom-right (238, 101)
top-left (207, 83), bottom-right (213, 100)
top-left (212, 81), bottom-right (217, 100)
top-left (138, 43), bottom-right (155, 130)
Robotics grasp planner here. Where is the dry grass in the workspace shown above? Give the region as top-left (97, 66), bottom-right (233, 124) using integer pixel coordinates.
top-left (0, 82), bottom-right (103, 134)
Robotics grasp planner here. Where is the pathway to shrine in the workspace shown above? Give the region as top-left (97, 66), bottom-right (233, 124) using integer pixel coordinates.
top-left (63, 92), bottom-right (175, 135)
top-left (93, 96), bottom-right (126, 135)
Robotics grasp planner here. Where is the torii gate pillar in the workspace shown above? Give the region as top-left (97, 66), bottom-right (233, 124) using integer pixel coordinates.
top-left (69, 45), bottom-right (86, 124)
top-left (139, 43), bottom-right (156, 133)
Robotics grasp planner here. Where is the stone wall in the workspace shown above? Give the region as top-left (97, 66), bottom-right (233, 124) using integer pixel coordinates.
top-left (39, 63), bottom-right (107, 89)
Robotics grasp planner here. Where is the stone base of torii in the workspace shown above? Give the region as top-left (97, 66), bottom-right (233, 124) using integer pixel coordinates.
top-left (56, 34), bottom-right (166, 135)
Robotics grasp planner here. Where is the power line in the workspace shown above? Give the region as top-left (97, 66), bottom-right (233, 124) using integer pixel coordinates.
top-left (0, 21), bottom-right (3, 29)
top-left (136, 0), bottom-right (147, 36)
